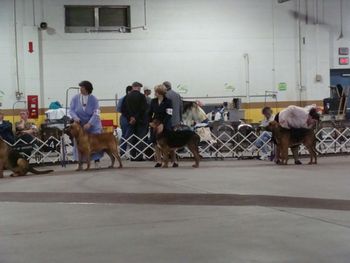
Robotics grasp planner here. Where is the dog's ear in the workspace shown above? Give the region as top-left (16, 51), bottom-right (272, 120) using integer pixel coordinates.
top-left (156, 123), bottom-right (164, 134)
top-left (149, 121), bottom-right (157, 128)
top-left (150, 119), bottom-right (162, 128)
top-left (266, 121), bottom-right (278, 132)
top-left (63, 125), bottom-right (71, 134)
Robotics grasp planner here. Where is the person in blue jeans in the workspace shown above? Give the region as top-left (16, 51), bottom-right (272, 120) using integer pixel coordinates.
top-left (254, 107), bottom-right (275, 160)
top-left (116, 85), bottom-right (132, 155)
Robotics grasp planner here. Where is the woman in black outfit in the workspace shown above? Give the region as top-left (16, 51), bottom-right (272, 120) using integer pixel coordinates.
top-left (149, 84), bottom-right (173, 167)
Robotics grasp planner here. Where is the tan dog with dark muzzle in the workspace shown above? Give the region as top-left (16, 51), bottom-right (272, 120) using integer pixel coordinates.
top-left (66, 122), bottom-right (122, 171)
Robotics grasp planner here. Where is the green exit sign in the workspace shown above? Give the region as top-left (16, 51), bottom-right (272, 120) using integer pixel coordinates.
top-left (278, 82), bottom-right (287, 91)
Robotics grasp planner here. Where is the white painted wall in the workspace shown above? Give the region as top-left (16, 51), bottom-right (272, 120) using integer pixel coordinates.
top-left (0, 0), bottom-right (349, 110)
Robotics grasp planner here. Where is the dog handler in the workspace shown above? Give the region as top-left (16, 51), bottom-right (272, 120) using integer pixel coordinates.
top-left (69, 81), bottom-right (103, 167)
top-left (149, 84), bottom-right (173, 167)
top-left (277, 105), bottom-right (320, 129)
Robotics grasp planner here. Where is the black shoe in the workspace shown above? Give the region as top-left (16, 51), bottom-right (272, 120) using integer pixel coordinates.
top-left (154, 163), bottom-right (162, 168)
top-left (295, 160), bottom-right (302, 165)
top-left (172, 163), bottom-right (179, 168)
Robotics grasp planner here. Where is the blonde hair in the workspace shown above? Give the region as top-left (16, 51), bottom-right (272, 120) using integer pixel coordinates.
top-left (154, 84), bottom-right (167, 96)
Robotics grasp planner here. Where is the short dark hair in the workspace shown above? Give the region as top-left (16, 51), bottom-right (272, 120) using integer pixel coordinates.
top-left (262, 106), bottom-right (272, 114)
top-left (163, 81), bottom-right (172, 90)
top-left (126, 85), bottom-right (132, 94)
top-left (79, 80), bottom-right (93, 94)
top-left (309, 108), bottom-right (320, 121)
top-left (132, 82), bottom-right (143, 88)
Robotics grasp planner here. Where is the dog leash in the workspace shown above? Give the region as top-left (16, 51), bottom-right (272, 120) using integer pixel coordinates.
top-left (60, 135), bottom-right (67, 167)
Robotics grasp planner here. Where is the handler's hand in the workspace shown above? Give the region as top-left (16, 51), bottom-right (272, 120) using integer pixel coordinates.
top-left (129, 117), bottom-right (136, 125)
top-left (157, 124), bottom-right (164, 134)
top-left (83, 123), bottom-right (91, 130)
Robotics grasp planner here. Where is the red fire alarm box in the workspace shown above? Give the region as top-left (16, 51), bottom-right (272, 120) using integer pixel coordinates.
top-left (27, 95), bottom-right (39, 119)
top-left (339, 57), bottom-right (349, 65)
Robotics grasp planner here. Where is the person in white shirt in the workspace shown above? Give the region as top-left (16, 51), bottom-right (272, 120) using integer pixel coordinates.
top-left (252, 107), bottom-right (274, 160)
top-left (277, 105), bottom-right (320, 129)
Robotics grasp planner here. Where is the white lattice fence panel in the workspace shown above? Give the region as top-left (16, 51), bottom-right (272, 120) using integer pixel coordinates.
top-left (3, 127), bottom-right (350, 164)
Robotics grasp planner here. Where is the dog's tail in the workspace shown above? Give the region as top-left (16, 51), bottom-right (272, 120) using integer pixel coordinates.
top-left (28, 166), bottom-right (54, 175)
top-left (194, 133), bottom-right (201, 146)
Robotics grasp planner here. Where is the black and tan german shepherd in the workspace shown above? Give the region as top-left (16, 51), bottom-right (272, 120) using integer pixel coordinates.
top-left (150, 120), bottom-right (201, 168)
top-left (0, 138), bottom-right (53, 177)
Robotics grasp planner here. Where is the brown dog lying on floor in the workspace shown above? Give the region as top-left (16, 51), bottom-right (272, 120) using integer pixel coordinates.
top-left (0, 138), bottom-right (53, 177)
top-left (267, 121), bottom-right (317, 165)
top-left (66, 122), bottom-right (122, 171)
top-left (150, 120), bottom-right (201, 168)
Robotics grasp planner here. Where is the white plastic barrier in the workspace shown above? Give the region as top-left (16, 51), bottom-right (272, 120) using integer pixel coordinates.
top-left (3, 127), bottom-right (350, 165)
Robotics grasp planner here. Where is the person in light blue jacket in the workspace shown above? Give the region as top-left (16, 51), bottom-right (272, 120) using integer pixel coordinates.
top-left (69, 81), bottom-right (103, 166)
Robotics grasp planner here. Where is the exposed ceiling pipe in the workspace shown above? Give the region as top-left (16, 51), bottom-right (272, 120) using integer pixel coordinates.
top-left (243, 53), bottom-right (250, 103)
top-left (32, 0), bottom-right (36, 26)
top-left (13, 0), bottom-right (23, 100)
top-left (305, 0), bottom-right (308, 24)
top-left (337, 0), bottom-right (344, 40)
top-left (315, 0), bottom-right (319, 25)
top-left (297, 0), bottom-right (304, 106)
top-left (271, 0), bottom-right (277, 92)
top-left (143, 0), bottom-right (147, 29)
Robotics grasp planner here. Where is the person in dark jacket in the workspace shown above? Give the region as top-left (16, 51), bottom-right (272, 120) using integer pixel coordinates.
top-left (0, 112), bottom-right (15, 144)
top-left (121, 81), bottom-right (148, 161)
top-left (163, 81), bottom-right (183, 128)
top-left (116, 85), bottom-right (133, 155)
top-left (149, 84), bottom-right (173, 167)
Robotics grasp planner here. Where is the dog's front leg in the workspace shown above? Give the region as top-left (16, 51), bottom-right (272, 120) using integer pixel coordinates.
top-left (280, 145), bottom-right (289, 165)
top-left (274, 144), bottom-right (281, 164)
top-left (291, 146), bottom-right (302, 165)
top-left (76, 151), bottom-right (83, 171)
top-left (0, 159), bottom-right (4, 178)
top-left (188, 144), bottom-right (200, 168)
top-left (313, 144), bottom-right (317, 164)
top-left (115, 153), bottom-right (123, 169)
top-left (162, 148), bottom-right (170, 168)
top-left (278, 136), bottom-right (290, 165)
top-left (86, 154), bottom-right (91, 170)
top-left (306, 145), bottom-right (317, 165)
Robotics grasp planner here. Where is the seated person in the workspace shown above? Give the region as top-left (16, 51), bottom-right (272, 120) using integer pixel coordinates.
top-left (15, 111), bottom-right (38, 143)
top-left (182, 101), bottom-right (208, 127)
top-left (277, 105), bottom-right (320, 129)
top-left (0, 112), bottom-right (15, 144)
top-left (251, 107), bottom-right (274, 160)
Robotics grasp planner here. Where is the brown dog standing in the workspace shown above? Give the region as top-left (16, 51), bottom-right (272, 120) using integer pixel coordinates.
top-left (267, 121), bottom-right (317, 165)
top-left (150, 120), bottom-right (200, 168)
top-left (67, 122), bottom-right (122, 171)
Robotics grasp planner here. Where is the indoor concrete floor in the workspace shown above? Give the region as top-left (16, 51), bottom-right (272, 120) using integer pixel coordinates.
top-left (0, 156), bottom-right (350, 263)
